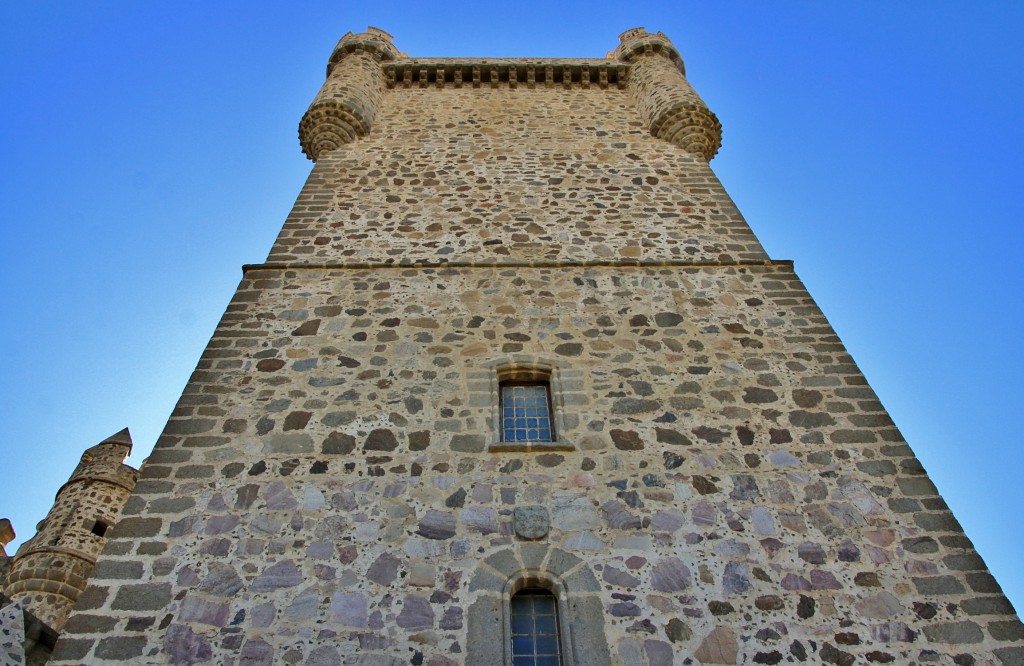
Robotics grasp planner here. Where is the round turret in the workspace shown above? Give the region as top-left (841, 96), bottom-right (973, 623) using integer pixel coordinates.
top-left (613, 27), bottom-right (722, 161)
top-left (3, 429), bottom-right (138, 631)
top-left (298, 27), bottom-right (401, 161)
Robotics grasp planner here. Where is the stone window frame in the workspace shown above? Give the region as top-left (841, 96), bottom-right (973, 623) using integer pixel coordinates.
top-left (474, 356), bottom-right (575, 452)
top-left (466, 545), bottom-right (612, 666)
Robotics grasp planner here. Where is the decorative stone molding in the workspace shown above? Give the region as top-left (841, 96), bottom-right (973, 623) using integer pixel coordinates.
top-left (384, 59), bottom-right (627, 89)
top-left (469, 355), bottom-right (581, 452)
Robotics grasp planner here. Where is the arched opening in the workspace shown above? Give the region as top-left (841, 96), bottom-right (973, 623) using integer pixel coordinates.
top-left (466, 546), bottom-right (611, 666)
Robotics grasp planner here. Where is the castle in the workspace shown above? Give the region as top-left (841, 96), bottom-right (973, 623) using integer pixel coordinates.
top-left (2, 27), bottom-right (1022, 665)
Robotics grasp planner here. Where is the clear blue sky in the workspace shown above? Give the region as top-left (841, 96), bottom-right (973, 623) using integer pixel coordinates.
top-left (2, 2), bottom-right (1022, 613)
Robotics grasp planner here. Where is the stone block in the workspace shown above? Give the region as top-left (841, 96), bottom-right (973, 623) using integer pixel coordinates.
top-left (91, 560), bottom-right (144, 580)
top-left (450, 434), bottom-right (485, 452)
top-left (517, 542), bottom-right (548, 569)
top-left (943, 553), bottom-right (985, 571)
top-left (922, 621), bottom-right (984, 644)
top-left (111, 583), bottom-right (173, 611)
top-left (966, 572), bottom-right (1002, 594)
top-left (50, 638), bottom-right (93, 659)
top-left (94, 636), bottom-right (147, 660)
top-left (112, 518), bottom-right (163, 538)
top-left (912, 576), bottom-right (965, 595)
top-left (961, 596), bottom-right (1015, 616)
top-left (914, 512), bottom-right (962, 532)
top-left (988, 620), bottom-right (1024, 641)
top-left (465, 596), bottom-right (503, 664)
top-left (897, 477), bottom-right (937, 497)
top-left (63, 613), bottom-right (118, 634)
top-left (995, 647), bottom-right (1024, 665)
top-left (856, 460), bottom-right (896, 476)
top-left (513, 506), bottom-right (549, 540)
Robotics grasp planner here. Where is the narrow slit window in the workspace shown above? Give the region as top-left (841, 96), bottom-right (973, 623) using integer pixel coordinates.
top-left (90, 520), bottom-right (109, 537)
top-left (501, 382), bottom-right (553, 443)
top-left (510, 588), bottom-right (562, 666)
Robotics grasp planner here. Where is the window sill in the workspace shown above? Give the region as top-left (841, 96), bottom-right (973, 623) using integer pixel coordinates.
top-left (488, 440), bottom-right (574, 453)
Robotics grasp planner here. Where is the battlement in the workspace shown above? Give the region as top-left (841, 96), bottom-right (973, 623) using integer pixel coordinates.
top-left (59, 428), bottom-right (138, 497)
top-left (300, 26), bottom-right (721, 161)
top-left (384, 59), bottom-right (628, 89)
top-left (610, 27), bottom-right (685, 74)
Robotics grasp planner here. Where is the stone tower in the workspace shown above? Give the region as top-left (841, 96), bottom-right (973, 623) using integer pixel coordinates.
top-left (4, 430), bottom-right (138, 634)
top-left (49, 28), bottom-right (1023, 664)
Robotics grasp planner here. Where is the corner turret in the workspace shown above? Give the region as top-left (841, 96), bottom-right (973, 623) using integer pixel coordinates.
top-left (298, 27), bottom-right (401, 161)
top-left (0, 518), bottom-right (14, 587)
top-left (612, 27), bottom-right (722, 161)
top-left (3, 429), bottom-right (139, 632)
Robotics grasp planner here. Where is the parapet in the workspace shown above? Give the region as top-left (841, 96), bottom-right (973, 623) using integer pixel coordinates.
top-left (298, 27), bottom-right (723, 162)
top-left (325, 27), bottom-right (401, 78)
top-left (609, 27), bottom-right (685, 74)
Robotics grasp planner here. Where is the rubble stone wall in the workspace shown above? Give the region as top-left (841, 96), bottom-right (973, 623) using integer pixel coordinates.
top-left (52, 262), bottom-right (1024, 664)
top-left (272, 86), bottom-right (765, 267)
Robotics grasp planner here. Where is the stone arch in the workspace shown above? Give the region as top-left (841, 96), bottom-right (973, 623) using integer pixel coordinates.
top-left (465, 543), bottom-right (611, 666)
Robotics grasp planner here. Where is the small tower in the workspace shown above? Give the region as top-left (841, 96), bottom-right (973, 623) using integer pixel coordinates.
top-left (611, 27), bottom-right (722, 160)
top-left (0, 518), bottom-right (14, 587)
top-left (298, 27), bottom-right (401, 161)
top-left (4, 429), bottom-right (138, 632)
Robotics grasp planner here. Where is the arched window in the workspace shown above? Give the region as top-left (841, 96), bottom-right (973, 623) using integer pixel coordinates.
top-left (465, 546), bottom-right (611, 666)
top-left (510, 587), bottom-right (562, 666)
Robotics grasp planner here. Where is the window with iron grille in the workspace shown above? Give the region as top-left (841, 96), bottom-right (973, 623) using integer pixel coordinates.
top-left (500, 382), bottom-right (554, 443)
top-left (510, 588), bottom-right (562, 666)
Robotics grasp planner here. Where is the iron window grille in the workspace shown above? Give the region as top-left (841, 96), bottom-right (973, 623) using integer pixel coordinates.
top-left (509, 587), bottom-right (563, 666)
top-left (500, 381), bottom-right (555, 443)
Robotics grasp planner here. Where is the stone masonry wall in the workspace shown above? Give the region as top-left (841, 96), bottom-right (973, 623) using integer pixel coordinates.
top-left (52, 263), bottom-right (1024, 664)
top-left (50, 44), bottom-right (1023, 665)
top-left (271, 87), bottom-right (765, 266)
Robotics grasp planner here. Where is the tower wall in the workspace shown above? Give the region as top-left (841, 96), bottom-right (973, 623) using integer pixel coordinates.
top-left (50, 29), bottom-right (1023, 665)
top-left (277, 85), bottom-right (759, 266)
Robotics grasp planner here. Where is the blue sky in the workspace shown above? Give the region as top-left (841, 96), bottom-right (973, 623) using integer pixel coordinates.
top-left (2, 3), bottom-right (1022, 613)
